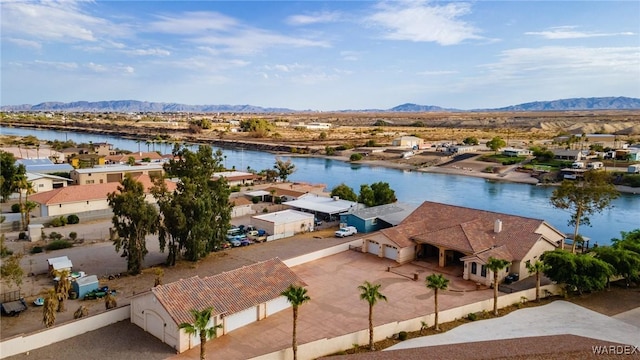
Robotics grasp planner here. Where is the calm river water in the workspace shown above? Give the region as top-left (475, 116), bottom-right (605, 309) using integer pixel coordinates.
top-left (2, 126), bottom-right (639, 246)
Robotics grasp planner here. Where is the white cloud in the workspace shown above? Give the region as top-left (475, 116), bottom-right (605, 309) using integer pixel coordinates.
top-left (418, 70), bottom-right (459, 76)
top-left (367, 1), bottom-right (482, 45)
top-left (33, 60), bottom-right (79, 70)
top-left (526, 26), bottom-right (636, 39)
top-left (1, 1), bottom-right (128, 43)
top-left (86, 62), bottom-right (107, 73)
top-left (7, 38), bottom-right (42, 50)
top-left (286, 11), bottom-right (342, 25)
top-left (123, 48), bottom-right (172, 57)
top-left (147, 11), bottom-right (239, 35)
top-left (340, 51), bottom-right (361, 61)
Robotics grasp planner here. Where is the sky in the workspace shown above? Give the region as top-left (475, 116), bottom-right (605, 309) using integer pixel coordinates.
top-left (1, 1), bottom-right (639, 111)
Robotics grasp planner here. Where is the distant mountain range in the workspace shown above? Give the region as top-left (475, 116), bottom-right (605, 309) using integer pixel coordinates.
top-left (2, 97), bottom-right (639, 113)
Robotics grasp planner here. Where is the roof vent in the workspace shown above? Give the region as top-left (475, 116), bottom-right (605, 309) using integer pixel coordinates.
top-left (494, 219), bottom-right (502, 233)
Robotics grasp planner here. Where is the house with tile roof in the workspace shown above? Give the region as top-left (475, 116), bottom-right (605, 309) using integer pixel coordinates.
top-left (70, 164), bottom-right (164, 185)
top-left (26, 172), bottom-right (72, 193)
top-left (28, 174), bottom-right (176, 217)
top-left (212, 171), bottom-right (260, 187)
top-left (130, 258), bottom-right (305, 353)
top-left (104, 152), bottom-right (163, 164)
top-left (361, 201), bottom-right (564, 286)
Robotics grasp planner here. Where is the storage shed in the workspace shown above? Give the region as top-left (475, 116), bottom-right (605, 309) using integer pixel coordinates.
top-left (73, 275), bottom-right (99, 299)
top-left (251, 209), bottom-right (315, 240)
top-left (47, 256), bottom-right (73, 274)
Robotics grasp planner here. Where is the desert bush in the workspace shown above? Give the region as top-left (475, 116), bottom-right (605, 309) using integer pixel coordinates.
top-left (66, 214), bottom-right (80, 224)
top-left (325, 146), bottom-right (336, 156)
top-left (48, 232), bottom-right (63, 241)
top-left (30, 246), bottom-right (43, 254)
top-left (336, 144), bottom-right (354, 151)
top-left (50, 216), bottom-right (67, 227)
top-left (45, 240), bottom-right (72, 251)
top-left (251, 196), bottom-right (260, 204)
top-left (11, 204), bottom-right (21, 213)
top-left (467, 312), bottom-right (477, 321)
top-left (69, 232), bottom-right (78, 241)
top-left (350, 153), bottom-right (363, 161)
top-left (229, 185), bottom-right (241, 193)
top-left (398, 331), bottom-right (408, 341)
top-left (18, 232), bottom-right (27, 240)
top-left (74, 305), bottom-right (89, 319)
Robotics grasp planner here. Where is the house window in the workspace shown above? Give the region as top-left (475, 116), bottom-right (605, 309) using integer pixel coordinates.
top-left (481, 265), bottom-right (487, 277)
top-left (39, 184), bottom-right (44, 188)
top-left (86, 180), bottom-right (94, 184)
top-left (471, 262), bottom-right (477, 275)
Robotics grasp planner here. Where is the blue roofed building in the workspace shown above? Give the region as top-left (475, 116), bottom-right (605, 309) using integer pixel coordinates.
top-left (16, 159), bottom-right (74, 174)
top-left (339, 202), bottom-right (417, 234)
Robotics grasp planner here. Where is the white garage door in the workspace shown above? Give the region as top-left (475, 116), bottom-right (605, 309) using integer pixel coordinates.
top-left (384, 245), bottom-right (398, 260)
top-left (225, 306), bottom-right (258, 333)
top-left (266, 296), bottom-right (290, 316)
top-left (368, 241), bottom-right (380, 256)
top-left (145, 311), bottom-right (165, 342)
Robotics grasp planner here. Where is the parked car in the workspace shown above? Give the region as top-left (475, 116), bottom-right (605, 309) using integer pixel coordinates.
top-left (315, 218), bottom-right (323, 226)
top-left (240, 238), bottom-right (253, 246)
top-left (335, 226), bottom-right (357, 238)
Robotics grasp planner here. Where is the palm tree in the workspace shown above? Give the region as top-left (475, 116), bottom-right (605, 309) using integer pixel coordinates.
top-left (105, 291), bottom-right (117, 309)
top-left (281, 284), bottom-right (311, 360)
top-left (526, 260), bottom-right (548, 302)
top-left (425, 274), bottom-right (449, 331)
top-left (487, 257), bottom-right (511, 316)
top-left (358, 281), bottom-right (387, 350)
top-left (43, 288), bottom-right (58, 328)
top-left (179, 307), bottom-right (222, 360)
top-left (53, 269), bottom-right (71, 312)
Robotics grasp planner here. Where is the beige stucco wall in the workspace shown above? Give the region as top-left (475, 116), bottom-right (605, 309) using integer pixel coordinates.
top-left (130, 292), bottom-right (181, 351)
top-left (516, 237), bottom-right (558, 277)
top-left (232, 204), bottom-right (254, 218)
top-left (43, 199), bottom-right (110, 217)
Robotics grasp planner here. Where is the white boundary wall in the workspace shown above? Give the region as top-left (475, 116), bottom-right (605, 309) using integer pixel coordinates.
top-left (250, 284), bottom-right (562, 360)
top-left (283, 239), bottom-right (362, 267)
top-left (1, 305), bottom-right (130, 359)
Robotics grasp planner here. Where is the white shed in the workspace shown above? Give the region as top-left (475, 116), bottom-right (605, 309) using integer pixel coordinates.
top-left (251, 209), bottom-right (314, 240)
top-left (47, 256), bottom-right (73, 274)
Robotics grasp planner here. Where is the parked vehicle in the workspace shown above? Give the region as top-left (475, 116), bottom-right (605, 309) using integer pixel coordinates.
top-left (629, 164), bottom-right (640, 174)
top-left (335, 226), bottom-right (357, 238)
top-left (314, 218), bottom-right (323, 226)
top-left (571, 161), bottom-right (585, 169)
top-left (587, 162), bottom-right (603, 170)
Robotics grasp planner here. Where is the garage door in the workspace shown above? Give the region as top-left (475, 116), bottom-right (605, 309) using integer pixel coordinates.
top-left (368, 241), bottom-right (380, 256)
top-left (145, 311), bottom-right (165, 342)
top-left (225, 306), bottom-right (258, 333)
top-left (266, 296), bottom-right (290, 316)
top-left (384, 245), bottom-right (398, 260)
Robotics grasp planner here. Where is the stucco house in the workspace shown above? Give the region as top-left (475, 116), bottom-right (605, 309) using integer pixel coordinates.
top-left (230, 196), bottom-right (254, 218)
top-left (26, 172), bottom-right (71, 193)
top-left (361, 202), bottom-right (564, 286)
top-left (502, 148), bottom-right (532, 157)
top-left (392, 136), bottom-right (424, 149)
top-left (105, 152), bottom-right (163, 164)
top-left (70, 164), bottom-right (164, 185)
top-left (28, 174), bottom-right (176, 217)
top-left (130, 258), bottom-right (305, 353)
top-left (212, 171), bottom-right (260, 187)
top-left (251, 209), bottom-right (315, 239)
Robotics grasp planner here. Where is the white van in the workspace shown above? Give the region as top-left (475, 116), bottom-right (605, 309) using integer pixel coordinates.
top-left (587, 162), bottom-right (603, 170)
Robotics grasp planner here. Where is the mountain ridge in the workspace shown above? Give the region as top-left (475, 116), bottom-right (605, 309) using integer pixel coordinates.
top-left (1, 97), bottom-right (639, 113)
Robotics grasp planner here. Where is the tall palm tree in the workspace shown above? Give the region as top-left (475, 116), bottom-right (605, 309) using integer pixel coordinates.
top-left (425, 274), bottom-right (449, 331)
top-left (487, 257), bottom-right (511, 316)
top-left (281, 284), bottom-right (311, 360)
top-left (179, 307), bottom-right (222, 360)
top-left (526, 260), bottom-right (548, 302)
top-left (358, 281), bottom-right (387, 350)
top-left (43, 288), bottom-right (58, 328)
top-left (53, 269), bottom-right (71, 312)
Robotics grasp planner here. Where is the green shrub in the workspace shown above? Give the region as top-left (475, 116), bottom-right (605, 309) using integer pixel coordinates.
top-left (45, 240), bottom-right (72, 251)
top-left (274, 197), bottom-right (282, 204)
top-left (67, 214), bottom-right (80, 224)
top-left (251, 196), bottom-right (260, 204)
top-left (336, 144), bottom-right (354, 151)
top-left (48, 232), bottom-right (63, 241)
top-left (398, 331), bottom-right (408, 341)
top-left (229, 185), bottom-right (241, 193)
top-left (30, 246), bottom-right (43, 254)
top-left (350, 153), bottom-right (363, 161)
top-left (69, 232), bottom-right (78, 241)
top-left (50, 216), bottom-right (67, 227)
top-left (11, 204), bottom-right (20, 213)
top-left (325, 146), bottom-right (336, 156)
top-left (467, 312), bottom-right (477, 321)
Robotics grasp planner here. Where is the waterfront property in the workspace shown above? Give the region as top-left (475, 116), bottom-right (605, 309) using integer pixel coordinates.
top-left (251, 209), bottom-right (315, 239)
top-left (26, 172), bottom-right (71, 193)
top-left (360, 202), bottom-right (564, 286)
top-left (70, 163), bottom-right (164, 185)
top-left (129, 258), bottom-right (305, 353)
top-left (339, 202), bottom-right (417, 234)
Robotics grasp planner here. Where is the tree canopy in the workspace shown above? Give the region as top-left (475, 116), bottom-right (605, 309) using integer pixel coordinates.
top-left (358, 182), bottom-right (397, 207)
top-left (107, 175), bottom-right (159, 275)
top-left (542, 249), bottom-right (614, 294)
top-left (462, 137), bottom-right (479, 145)
top-left (550, 171), bottom-right (619, 253)
top-left (486, 136), bottom-right (506, 153)
top-left (274, 158), bottom-right (296, 182)
top-left (179, 307), bottom-right (221, 360)
top-left (154, 145), bottom-right (232, 264)
top-left (330, 183), bottom-right (358, 202)
top-left (0, 151), bottom-right (25, 202)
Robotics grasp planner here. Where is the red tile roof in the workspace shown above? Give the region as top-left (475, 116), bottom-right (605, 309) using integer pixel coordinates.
top-left (152, 258), bottom-right (306, 325)
top-left (105, 152), bottom-right (163, 163)
top-left (28, 174), bottom-right (176, 205)
top-left (381, 201), bottom-right (560, 261)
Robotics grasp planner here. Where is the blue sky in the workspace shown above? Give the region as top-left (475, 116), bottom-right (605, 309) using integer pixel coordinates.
top-left (1, 1), bottom-right (639, 111)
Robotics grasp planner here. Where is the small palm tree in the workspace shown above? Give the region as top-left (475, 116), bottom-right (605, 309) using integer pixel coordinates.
top-left (425, 274), bottom-right (449, 331)
top-left (43, 288), bottom-right (58, 328)
top-left (179, 307), bottom-right (222, 360)
top-left (105, 291), bottom-right (117, 309)
top-left (487, 257), bottom-right (511, 316)
top-left (74, 305), bottom-right (89, 319)
top-left (281, 284), bottom-right (311, 360)
top-left (358, 281), bottom-right (387, 350)
top-left (53, 269), bottom-right (71, 312)
top-left (526, 260), bottom-right (548, 302)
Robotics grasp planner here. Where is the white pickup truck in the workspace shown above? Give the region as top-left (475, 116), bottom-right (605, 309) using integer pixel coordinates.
top-left (335, 226), bottom-right (357, 238)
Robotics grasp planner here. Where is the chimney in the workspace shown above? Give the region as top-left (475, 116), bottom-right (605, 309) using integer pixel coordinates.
top-left (494, 219), bottom-right (502, 233)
